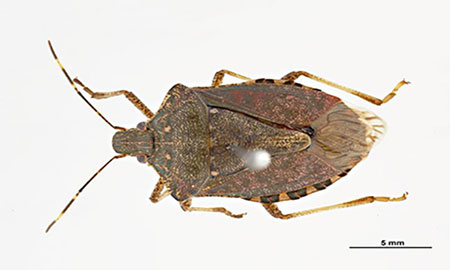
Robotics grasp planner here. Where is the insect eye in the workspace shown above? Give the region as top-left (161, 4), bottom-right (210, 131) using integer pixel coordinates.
top-left (136, 121), bottom-right (146, 130)
top-left (136, 155), bottom-right (147, 164)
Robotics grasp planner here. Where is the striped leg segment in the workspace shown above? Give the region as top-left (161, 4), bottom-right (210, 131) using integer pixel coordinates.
top-left (73, 78), bottom-right (154, 119)
top-left (262, 193), bottom-right (408, 219)
top-left (180, 198), bottom-right (246, 218)
top-left (212, 69), bottom-right (252, 87)
top-left (149, 179), bottom-right (171, 203)
top-left (281, 71), bottom-right (409, 106)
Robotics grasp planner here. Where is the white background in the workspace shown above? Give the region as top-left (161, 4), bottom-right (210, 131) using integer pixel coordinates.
top-left (1, 0), bottom-right (449, 269)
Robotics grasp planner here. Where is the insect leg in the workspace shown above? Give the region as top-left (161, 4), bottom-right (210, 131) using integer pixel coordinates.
top-left (212, 69), bottom-right (252, 87)
top-left (180, 198), bottom-right (247, 218)
top-left (262, 192), bottom-right (407, 219)
top-left (281, 71), bottom-right (409, 106)
top-left (48, 41), bottom-right (125, 131)
top-left (149, 179), bottom-right (171, 203)
top-left (73, 78), bottom-right (154, 118)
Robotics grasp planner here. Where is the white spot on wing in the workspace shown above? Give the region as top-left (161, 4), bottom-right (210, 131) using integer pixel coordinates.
top-left (229, 146), bottom-right (271, 171)
top-left (243, 149), bottom-right (271, 171)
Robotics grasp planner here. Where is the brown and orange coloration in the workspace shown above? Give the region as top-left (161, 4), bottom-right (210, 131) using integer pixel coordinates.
top-left (46, 42), bottom-right (409, 232)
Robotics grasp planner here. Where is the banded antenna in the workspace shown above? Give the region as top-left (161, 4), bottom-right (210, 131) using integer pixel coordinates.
top-left (46, 41), bottom-right (127, 232)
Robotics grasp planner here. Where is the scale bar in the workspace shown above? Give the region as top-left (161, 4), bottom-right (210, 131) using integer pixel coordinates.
top-left (349, 246), bottom-right (432, 249)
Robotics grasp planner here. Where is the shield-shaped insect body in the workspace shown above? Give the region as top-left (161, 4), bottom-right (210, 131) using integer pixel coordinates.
top-left (47, 41), bottom-right (409, 232)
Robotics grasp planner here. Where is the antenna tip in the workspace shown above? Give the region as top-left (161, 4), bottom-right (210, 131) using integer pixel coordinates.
top-left (45, 221), bottom-right (55, 233)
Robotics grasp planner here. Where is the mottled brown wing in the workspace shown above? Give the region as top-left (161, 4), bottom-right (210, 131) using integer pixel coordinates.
top-left (150, 84), bottom-right (211, 201)
top-left (195, 82), bottom-right (383, 198)
top-left (198, 149), bottom-right (340, 198)
top-left (309, 102), bottom-right (385, 171)
top-left (193, 82), bottom-right (341, 127)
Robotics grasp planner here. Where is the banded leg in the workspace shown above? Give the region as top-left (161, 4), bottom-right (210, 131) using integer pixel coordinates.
top-left (74, 78), bottom-right (154, 118)
top-left (262, 193), bottom-right (407, 219)
top-left (149, 179), bottom-right (171, 203)
top-left (281, 71), bottom-right (409, 106)
top-left (180, 198), bottom-right (246, 218)
top-left (212, 69), bottom-right (252, 87)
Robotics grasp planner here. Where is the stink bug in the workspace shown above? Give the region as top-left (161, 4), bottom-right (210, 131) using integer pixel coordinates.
top-left (46, 41), bottom-right (409, 232)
